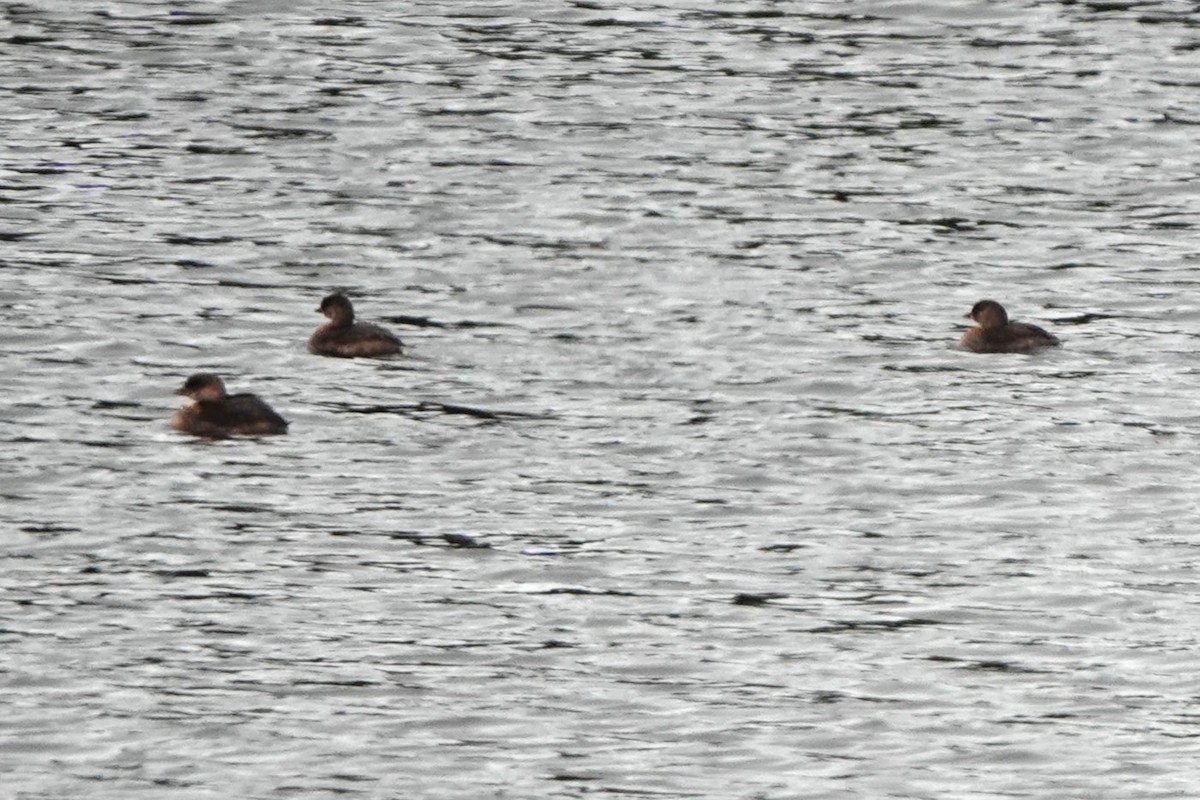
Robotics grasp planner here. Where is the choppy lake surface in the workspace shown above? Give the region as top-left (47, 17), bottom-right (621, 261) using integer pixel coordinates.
top-left (5, 1), bottom-right (1200, 797)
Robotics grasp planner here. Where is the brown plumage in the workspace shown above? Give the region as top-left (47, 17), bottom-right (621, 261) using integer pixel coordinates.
top-left (961, 299), bottom-right (1060, 354)
top-left (308, 292), bottom-right (403, 358)
top-left (171, 373), bottom-right (288, 438)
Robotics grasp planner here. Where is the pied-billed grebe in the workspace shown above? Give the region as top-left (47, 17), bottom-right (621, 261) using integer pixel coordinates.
top-left (171, 373), bottom-right (289, 438)
top-left (961, 299), bottom-right (1060, 354)
top-left (308, 292), bottom-right (404, 358)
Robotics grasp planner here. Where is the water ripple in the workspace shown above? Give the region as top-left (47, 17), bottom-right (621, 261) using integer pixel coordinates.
top-left (4, 1), bottom-right (1200, 797)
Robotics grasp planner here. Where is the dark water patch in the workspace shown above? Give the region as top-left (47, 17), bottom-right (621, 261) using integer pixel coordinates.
top-left (323, 401), bottom-right (546, 422)
top-left (284, 679), bottom-right (385, 688)
top-left (1120, 420), bottom-right (1178, 436)
top-left (808, 618), bottom-right (945, 634)
top-left (968, 36), bottom-right (1064, 49)
top-left (513, 303), bottom-right (577, 312)
top-left (578, 17), bottom-right (664, 30)
top-left (316, 224), bottom-right (401, 238)
top-left (312, 17), bottom-right (368, 28)
top-left (479, 233), bottom-right (601, 250)
top-left (1066, 0), bottom-right (1156, 12)
top-left (894, 216), bottom-right (1014, 233)
top-left (153, 569), bottom-right (213, 579)
top-left (440, 533), bottom-right (492, 549)
top-left (168, 590), bottom-right (268, 602)
top-left (184, 143), bottom-right (256, 155)
top-left (686, 9), bottom-right (791, 22)
top-left (928, 655), bottom-right (1049, 674)
top-left (225, 122), bottom-right (335, 141)
top-left (5, 34), bottom-right (56, 46)
top-left (216, 278), bottom-right (290, 290)
top-left (159, 233), bottom-right (241, 246)
top-left (1144, 219), bottom-right (1193, 230)
top-left (1048, 371), bottom-right (1101, 380)
top-left (880, 364), bottom-right (970, 374)
top-left (90, 400), bottom-right (142, 410)
top-left (731, 592), bottom-right (788, 607)
top-left (338, 530), bottom-right (493, 550)
top-left (0, 184), bottom-right (40, 196)
top-left (1048, 261), bottom-right (1120, 271)
top-left (760, 543), bottom-right (808, 553)
top-left (549, 771), bottom-right (594, 782)
top-left (19, 523), bottom-right (82, 535)
top-left (164, 11), bottom-right (221, 26)
top-left (1053, 312), bottom-right (1114, 325)
top-left (812, 404), bottom-right (930, 422)
top-left (1003, 184), bottom-right (1077, 196)
top-left (382, 314), bottom-right (504, 330)
top-left (7, 163), bottom-right (74, 176)
top-left (537, 587), bottom-right (640, 598)
top-left (1157, 110), bottom-right (1200, 124)
top-left (31, 356), bottom-right (89, 366)
top-left (206, 503), bottom-right (280, 514)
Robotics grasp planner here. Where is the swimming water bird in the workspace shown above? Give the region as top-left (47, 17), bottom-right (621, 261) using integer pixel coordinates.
top-left (308, 292), bottom-right (404, 358)
top-left (171, 373), bottom-right (289, 438)
top-left (961, 299), bottom-right (1060, 354)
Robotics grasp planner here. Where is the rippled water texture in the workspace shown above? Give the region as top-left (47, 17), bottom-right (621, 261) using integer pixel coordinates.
top-left (5, 1), bottom-right (1200, 797)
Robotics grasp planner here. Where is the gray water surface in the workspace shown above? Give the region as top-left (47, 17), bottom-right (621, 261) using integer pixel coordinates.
top-left (5, 2), bottom-right (1200, 798)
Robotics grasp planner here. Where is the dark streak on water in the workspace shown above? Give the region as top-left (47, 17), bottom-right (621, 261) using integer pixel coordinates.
top-left (4, 1), bottom-right (1200, 798)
